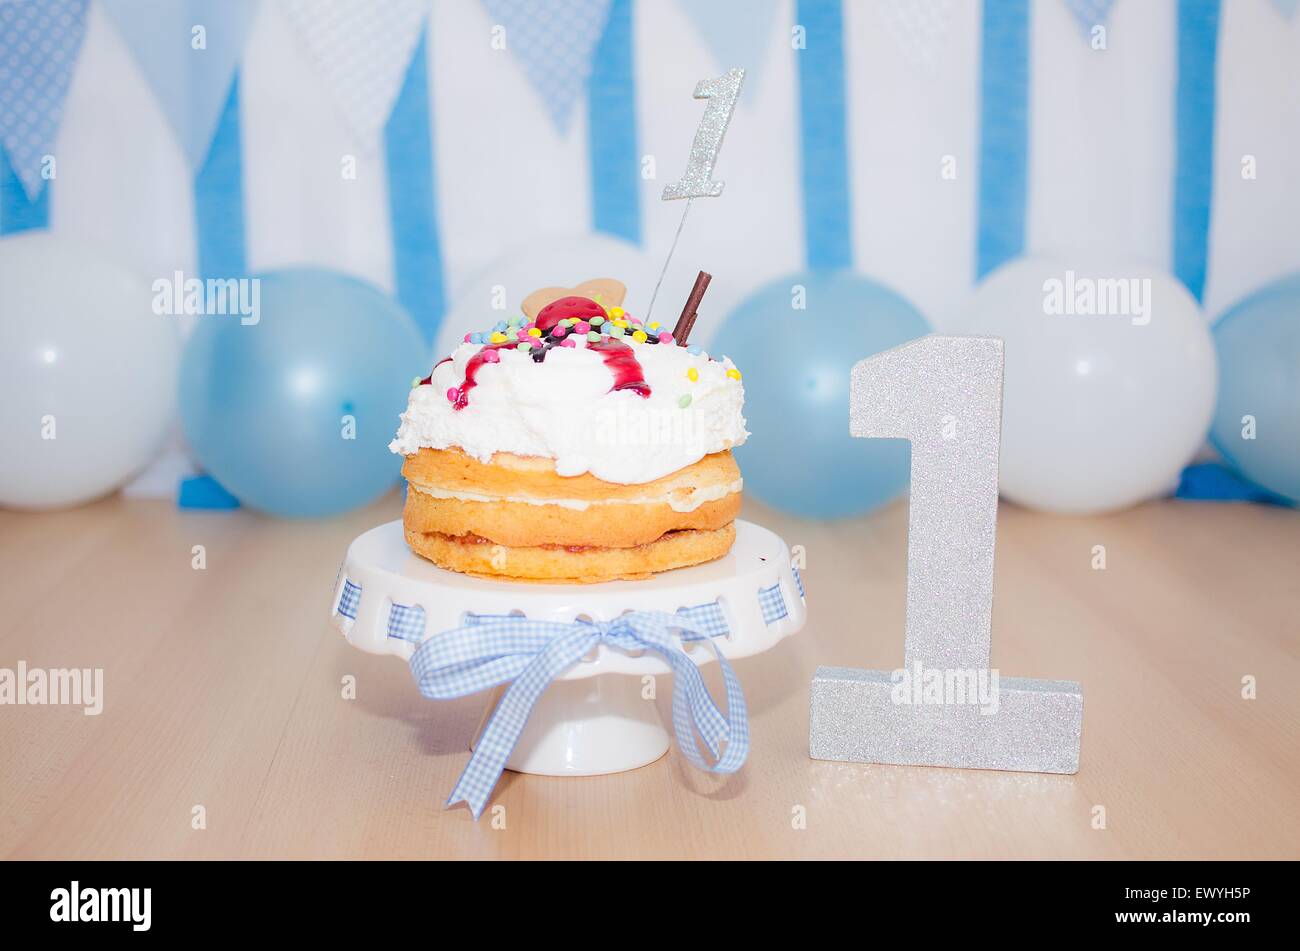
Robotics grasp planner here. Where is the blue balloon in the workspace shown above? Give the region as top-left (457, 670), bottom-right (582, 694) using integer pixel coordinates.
top-left (1210, 273), bottom-right (1300, 505)
top-left (715, 272), bottom-right (931, 518)
top-left (180, 269), bottom-right (427, 517)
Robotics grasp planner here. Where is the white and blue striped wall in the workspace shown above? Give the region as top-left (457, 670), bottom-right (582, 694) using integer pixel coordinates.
top-left (4, 0), bottom-right (1298, 348)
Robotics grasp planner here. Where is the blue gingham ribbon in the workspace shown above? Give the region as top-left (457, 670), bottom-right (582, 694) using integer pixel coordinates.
top-left (758, 583), bottom-right (788, 624)
top-left (337, 579), bottom-right (361, 620)
top-left (410, 607), bottom-right (748, 819)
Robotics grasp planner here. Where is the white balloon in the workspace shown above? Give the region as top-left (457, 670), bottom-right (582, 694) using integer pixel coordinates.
top-left (963, 256), bottom-right (1217, 514)
top-left (0, 234), bottom-right (179, 509)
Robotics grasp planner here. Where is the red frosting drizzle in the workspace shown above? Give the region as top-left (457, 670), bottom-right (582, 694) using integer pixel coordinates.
top-left (433, 308), bottom-right (652, 409)
top-left (587, 337), bottom-right (651, 398)
top-left (450, 342), bottom-right (513, 410)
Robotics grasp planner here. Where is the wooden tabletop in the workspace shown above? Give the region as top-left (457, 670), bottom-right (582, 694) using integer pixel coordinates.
top-left (1, 492), bottom-right (1297, 859)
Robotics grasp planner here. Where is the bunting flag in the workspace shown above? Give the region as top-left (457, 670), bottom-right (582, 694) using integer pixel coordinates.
top-left (0, 0), bottom-right (89, 205)
top-left (281, 0), bottom-right (427, 151)
top-left (100, 0), bottom-right (258, 170)
top-left (875, 0), bottom-right (954, 69)
top-left (674, 0), bottom-right (778, 96)
top-left (1061, 0), bottom-right (1115, 37)
top-left (480, 0), bottom-right (613, 133)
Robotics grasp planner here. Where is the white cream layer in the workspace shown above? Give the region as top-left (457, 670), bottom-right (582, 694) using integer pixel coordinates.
top-left (408, 478), bottom-right (743, 513)
top-left (390, 339), bottom-right (749, 484)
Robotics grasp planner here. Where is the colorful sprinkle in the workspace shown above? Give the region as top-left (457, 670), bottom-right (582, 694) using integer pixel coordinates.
top-left (527, 327), bottom-right (542, 337)
top-left (463, 333), bottom-right (472, 343)
top-left (608, 324), bottom-right (625, 337)
top-left (590, 315), bottom-right (605, 327)
top-left (687, 345), bottom-right (703, 355)
top-left (575, 321), bottom-right (591, 334)
top-left (493, 321), bottom-right (507, 332)
top-left (470, 332), bottom-right (484, 344)
top-left (516, 342), bottom-right (531, 351)
top-left (632, 329), bottom-right (648, 343)
top-left (552, 325), bottom-right (568, 338)
top-left (647, 321), bottom-right (660, 330)
top-left (447, 387), bottom-right (460, 403)
top-left (687, 367), bottom-right (699, 382)
top-left (560, 337), bottom-right (577, 348)
top-left (586, 331), bottom-right (602, 343)
top-left (608, 306), bottom-right (625, 318)
top-left (482, 350), bottom-right (501, 363)
top-left (658, 331), bottom-right (673, 344)
top-left (489, 332), bottom-right (508, 343)
top-left (726, 368), bottom-right (742, 380)
top-left (678, 393), bottom-right (692, 408)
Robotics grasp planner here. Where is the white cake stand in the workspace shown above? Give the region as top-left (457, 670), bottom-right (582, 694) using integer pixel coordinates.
top-left (331, 519), bottom-right (805, 776)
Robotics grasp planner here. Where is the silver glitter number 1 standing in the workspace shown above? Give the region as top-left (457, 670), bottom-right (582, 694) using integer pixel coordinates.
top-left (645, 68), bottom-right (745, 321)
top-left (661, 68), bottom-right (745, 200)
top-left (810, 336), bottom-right (1084, 774)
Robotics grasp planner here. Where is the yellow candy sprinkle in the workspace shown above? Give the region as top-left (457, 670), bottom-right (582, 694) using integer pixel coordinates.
top-left (687, 367), bottom-right (699, 382)
top-left (648, 322), bottom-right (660, 330)
top-left (614, 318), bottom-right (629, 329)
top-left (489, 332), bottom-right (508, 343)
top-left (608, 306), bottom-right (625, 318)
top-left (726, 368), bottom-right (742, 380)
top-left (527, 327), bottom-right (542, 337)
top-left (632, 329), bottom-right (648, 343)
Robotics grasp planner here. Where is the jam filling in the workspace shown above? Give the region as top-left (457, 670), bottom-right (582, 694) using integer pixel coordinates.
top-left (429, 529), bottom-right (695, 553)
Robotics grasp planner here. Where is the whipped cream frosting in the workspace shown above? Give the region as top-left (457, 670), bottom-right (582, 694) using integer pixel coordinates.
top-left (390, 339), bottom-right (748, 484)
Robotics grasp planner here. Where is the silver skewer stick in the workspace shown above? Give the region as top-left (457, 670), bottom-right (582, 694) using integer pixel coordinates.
top-left (643, 198), bottom-right (693, 323)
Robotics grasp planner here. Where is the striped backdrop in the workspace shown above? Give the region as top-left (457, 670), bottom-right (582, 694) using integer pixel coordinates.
top-left (3, 0), bottom-right (1298, 352)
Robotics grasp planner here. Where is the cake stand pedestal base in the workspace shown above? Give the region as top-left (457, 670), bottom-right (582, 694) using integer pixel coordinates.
top-left (331, 519), bottom-right (805, 777)
top-left (473, 675), bottom-right (669, 776)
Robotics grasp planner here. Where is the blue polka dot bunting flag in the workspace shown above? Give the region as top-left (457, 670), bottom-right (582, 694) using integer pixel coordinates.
top-left (0, 0), bottom-right (89, 199)
top-left (479, 0), bottom-right (613, 133)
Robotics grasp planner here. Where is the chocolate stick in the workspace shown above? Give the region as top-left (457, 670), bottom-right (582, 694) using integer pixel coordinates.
top-left (672, 270), bottom-right (712, 345)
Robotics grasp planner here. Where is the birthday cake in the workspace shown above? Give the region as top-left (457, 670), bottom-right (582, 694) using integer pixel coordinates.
top-left (389, 278), bottom-right (747, 583)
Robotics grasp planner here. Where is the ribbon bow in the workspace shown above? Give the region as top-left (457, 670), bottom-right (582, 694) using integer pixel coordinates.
top-left (410, 608), bottom-right (749, 819)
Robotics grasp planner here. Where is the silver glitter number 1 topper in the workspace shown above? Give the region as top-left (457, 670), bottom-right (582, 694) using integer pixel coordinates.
top-left (645, 68), bottom-right (745, 322)
top-left (810, 336), bottom-right (1084, 774)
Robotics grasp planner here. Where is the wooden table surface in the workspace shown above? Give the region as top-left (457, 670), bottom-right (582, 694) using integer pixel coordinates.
top-left (1, 492), bottom-right (1297, 860)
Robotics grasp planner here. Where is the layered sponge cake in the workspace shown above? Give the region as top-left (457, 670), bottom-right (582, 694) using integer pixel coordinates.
top-left (389, 279), bottom-right (747, 583)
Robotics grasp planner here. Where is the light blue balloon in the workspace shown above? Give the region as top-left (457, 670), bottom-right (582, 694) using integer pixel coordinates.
top-left (180, 269), bottom-right (427, 517)
top-left (1210, 273), bottom-right (1300, 504)
top-left (715, 272), bottom-right (931, 518)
